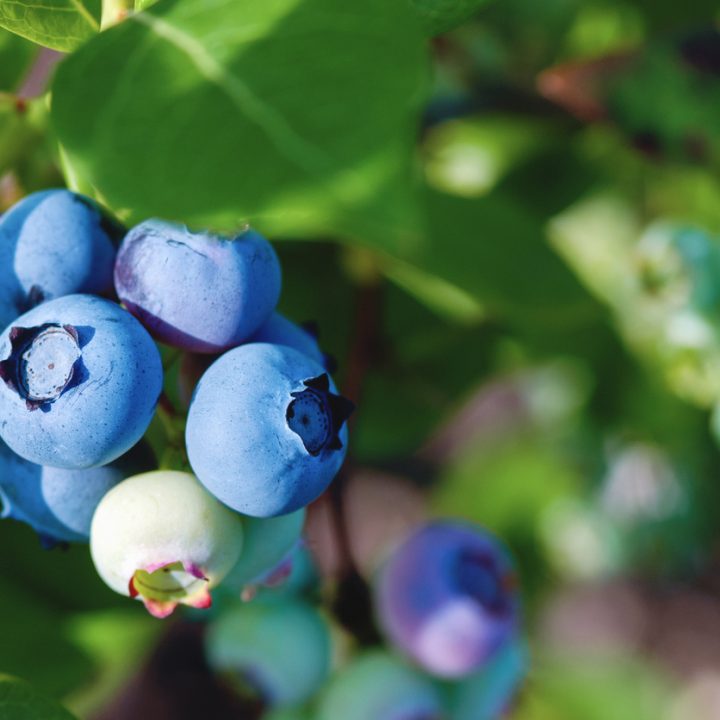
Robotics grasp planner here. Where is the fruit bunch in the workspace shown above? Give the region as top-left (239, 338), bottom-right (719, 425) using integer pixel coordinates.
top-left (0, 188), bottom-right (526, 717)
top-left (0, 187), bottom-right (353, 614)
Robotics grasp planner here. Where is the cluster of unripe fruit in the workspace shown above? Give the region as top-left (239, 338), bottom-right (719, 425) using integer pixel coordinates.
top-left (0, 189), bottom-right (524, 717)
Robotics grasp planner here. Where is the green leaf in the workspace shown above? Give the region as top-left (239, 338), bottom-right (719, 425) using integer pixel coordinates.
top-left (0, 676), bottom-right (78, 720)
top-left (385, 187), bottom-right (599, 327)
top-left (51, 0), bottom-right (428, 251)
top-left (0, 571), bottom-right (93, 696)
top-left (0, 0), bottom-right (101, 52)
top-left (0, 31), bottom-right (37, 91)
top-left (410, 0), bottom-right (491, 35)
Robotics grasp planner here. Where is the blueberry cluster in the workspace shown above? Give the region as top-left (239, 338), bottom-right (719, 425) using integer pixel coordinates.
top-left (0, 188), bottom-right (526, 717)
top-left (0, 188), bottom-right (353, 615)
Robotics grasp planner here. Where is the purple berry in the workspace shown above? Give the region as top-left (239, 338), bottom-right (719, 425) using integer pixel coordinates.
top-left (114, 220), bottom-right (281, 352)
top-left (375, 521), bottom-right (520, 678)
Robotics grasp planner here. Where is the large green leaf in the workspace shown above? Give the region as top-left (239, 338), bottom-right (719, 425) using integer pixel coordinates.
top-left (0, 573), bottom-right (93, 696)
top-left (385, 187), bottom-right (599, 326)
top-left (0, 0), bottom-right (101, 52)
top-left (0, 677), bottom-right (77, 720)
top-left (51, 0), bottom-right (428, 250)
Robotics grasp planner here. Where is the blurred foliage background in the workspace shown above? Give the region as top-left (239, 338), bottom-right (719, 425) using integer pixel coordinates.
top-left (3, 0), bottom-right (720, 717)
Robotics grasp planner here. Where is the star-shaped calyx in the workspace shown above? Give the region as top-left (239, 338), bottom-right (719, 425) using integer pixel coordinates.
top-left (286, 374), bottom-right (354, 456)
top-left (0, 323), bottom-right (82, 410)
top-left (129, 561), bottom-right (212, 619)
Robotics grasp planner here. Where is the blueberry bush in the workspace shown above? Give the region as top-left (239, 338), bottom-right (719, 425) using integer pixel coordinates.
top-left (0, 0), bottom-right (720, 718)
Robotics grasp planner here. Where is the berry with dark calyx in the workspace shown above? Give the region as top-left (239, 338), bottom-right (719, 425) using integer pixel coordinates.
top-left (316, 650), bottom-right (445, 720)
top-left (0, 439), bottom-right (152, 543)
top-left (375, 521), bottom-right (520, 678)
top-left (114, 220), bottom-right (281, 353)
top-left (90, 471), bottom-right (244, 618)
top-left (205, 598), bottom-right (331, 708)
top-left (0, 189), bottom-right (121, 329)
top-left (186, 343), bottom-right (354, 517)
top-left (0, 294), bottom-right (163, 468)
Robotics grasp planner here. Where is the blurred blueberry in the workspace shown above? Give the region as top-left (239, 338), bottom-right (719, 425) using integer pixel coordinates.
top-left (375, 521), bottom-right (520, 678)
top-left (450, 635), bottom-right (528, 720)
top-left (317, 650), bottom-right (445, 720)
top-left (206, 598), bottom-right (331, 707)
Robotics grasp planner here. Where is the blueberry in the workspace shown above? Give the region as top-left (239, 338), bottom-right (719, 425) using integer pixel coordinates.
top-left (186, 343), bottom-right (353, 517)
top-left (0, 294), bottom-right (163, 468)
top-left (114, 220), bottom-right (281, 352)
top-left (90, 471), bottom-right (244, 618)
top-left (375, 521), bottom-right (520, 678)
top-left (223, 509), bottom-right (306, 594)
top-left (205, 598), bottom-right (331, 707)
top-left (247, 312), bottom-right (330, 369)
top-left (0, 439), bottom-right (151, 543)
top-left (316, 650), bottom-right (445, 720)
top-left (0, 189), bottom-right (120, 328)
top-left (450, 636), bottom-right (528, 720)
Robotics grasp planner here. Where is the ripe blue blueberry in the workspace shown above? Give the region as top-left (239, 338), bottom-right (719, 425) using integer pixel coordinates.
top-left (316, 650), bottom-right (445, 720)
top-left (114, 220), bottom-right (281, 352)
top-left (0, 189), bottom-right (121, 329)
top-left (186, 343), bottom-right (353, 517)
top-left (0, 439), bottom-right (151, 544)
top-left (223, 509), bottom-right (306, 595)
top-left (0, 294), bottom-right (163, 468)
top-left (451, 635), bottom-right (528, 720)
top-left (205, 598), bottom-right (331, 707)
top-left (91, 471), bottom-right (244, 618)
top-left (247, 312), bottom-right (330, 369)
top-left (375, 521), bottom-right (519, 678)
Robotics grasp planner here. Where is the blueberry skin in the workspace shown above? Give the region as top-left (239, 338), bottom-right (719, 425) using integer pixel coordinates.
top-left (316, 651), bottom-right (445, 720)
top-left (375, 521), bottom-right (520, 679)
top-left (246, 313), bottom-right (327, 368)
top-left (0, 439), bottom-right (149, 543)
top-left (0, 294), bottom-right (163, 468)
top-left (114, 220), bottom-right (282, 353)
top-left (205, 598), bottom-right (331, 707)
top-left (0, 189), bottom-right (119, 329)
top-left (186, 343), bottom-right (352, 517)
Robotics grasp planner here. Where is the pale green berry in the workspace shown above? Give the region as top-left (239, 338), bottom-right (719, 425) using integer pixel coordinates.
top-left (90, 470), bottom-right (243, 618)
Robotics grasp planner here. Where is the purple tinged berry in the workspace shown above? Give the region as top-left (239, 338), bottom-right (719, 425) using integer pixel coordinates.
top-left (375, 521), bottom-right (520, 678)
top-left (114, 220), bottom-right (281, 352)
